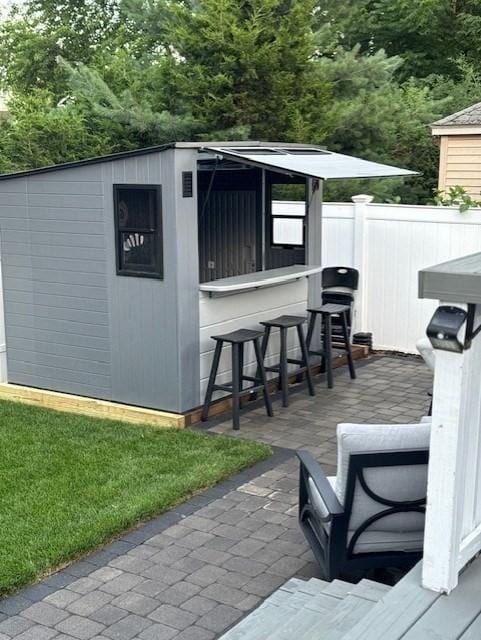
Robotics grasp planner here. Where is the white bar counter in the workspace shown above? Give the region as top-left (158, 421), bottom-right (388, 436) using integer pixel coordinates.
top-left (198, 265), bottom-right (321, 398)
top-left (199, 264), bottom-right (322, 295)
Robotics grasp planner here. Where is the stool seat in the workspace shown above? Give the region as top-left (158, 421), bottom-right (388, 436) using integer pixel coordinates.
top-left (261, 315), bottom-right (307, 329)
top-left (308, 304), bottom-right (350, 315)
top-left (212, 329), bottom-right (265, 344)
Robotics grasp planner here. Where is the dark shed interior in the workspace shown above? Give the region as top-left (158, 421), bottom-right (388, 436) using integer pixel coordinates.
top-left (197, 160), bottom-right (307, 282)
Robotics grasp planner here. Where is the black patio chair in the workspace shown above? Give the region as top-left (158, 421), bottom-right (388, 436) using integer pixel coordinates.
top-left (297, 421), bottom-right (430, 582)
top-left (322, 266), bottom-right (359, 338)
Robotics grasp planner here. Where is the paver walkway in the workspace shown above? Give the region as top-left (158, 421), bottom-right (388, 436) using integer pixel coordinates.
top-left (0, 356), bottom-right (432, 640)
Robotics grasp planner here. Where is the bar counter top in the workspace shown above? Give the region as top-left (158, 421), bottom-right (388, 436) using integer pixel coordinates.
top-left (199, 264), bottom-right (322, 295)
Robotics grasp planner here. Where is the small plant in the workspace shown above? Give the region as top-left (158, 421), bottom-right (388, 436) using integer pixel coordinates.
top-left (385, 195), bottom-right (402, 204)
top-left (431, 185), bottom-right (481, 213)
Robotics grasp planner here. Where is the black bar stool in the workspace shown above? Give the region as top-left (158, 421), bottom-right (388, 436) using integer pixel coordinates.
top-left (201, 329), bottom-right (273, 430)
top-left (259, 315), bottom-right (314, 407)
top-left (306, 304), bottom-right (356, 389)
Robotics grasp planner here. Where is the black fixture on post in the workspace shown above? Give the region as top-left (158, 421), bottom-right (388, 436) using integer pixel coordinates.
top-left (426, 304), bottom-right (481, 353)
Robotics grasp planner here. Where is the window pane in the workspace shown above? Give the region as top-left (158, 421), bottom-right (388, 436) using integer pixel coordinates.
top-left (273, 218), bottom-right (304, 246)
top-left (117, 189), bottom-right (156, 230)
top-left (120, 232), bottom-right (157, 271)
top-left (272, 201), bottom-right (305, 216)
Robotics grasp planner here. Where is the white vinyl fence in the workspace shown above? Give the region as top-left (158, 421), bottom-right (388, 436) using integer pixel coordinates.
top-left (276, 197), bottom-right (481, 353)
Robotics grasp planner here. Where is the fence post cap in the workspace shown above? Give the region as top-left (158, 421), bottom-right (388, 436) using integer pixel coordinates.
top-left (351, 194), bottom-right (374, 203)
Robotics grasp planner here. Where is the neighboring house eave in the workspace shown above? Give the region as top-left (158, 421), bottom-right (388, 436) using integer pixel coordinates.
top-left (432, 125), bottom-right (481, 136)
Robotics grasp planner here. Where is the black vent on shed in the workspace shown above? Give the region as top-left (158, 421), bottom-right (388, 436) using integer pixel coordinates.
top-left (182, 171), bottom-right (193, 197)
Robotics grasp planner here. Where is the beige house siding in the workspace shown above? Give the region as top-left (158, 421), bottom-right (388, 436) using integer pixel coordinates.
top-left (439, 135), bottom-right (481, 199)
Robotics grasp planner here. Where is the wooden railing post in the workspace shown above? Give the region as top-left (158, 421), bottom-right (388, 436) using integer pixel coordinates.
top-left (422, 313), bottom-right (468, 593)
top-left (419, 254), bottom-right (481, 593)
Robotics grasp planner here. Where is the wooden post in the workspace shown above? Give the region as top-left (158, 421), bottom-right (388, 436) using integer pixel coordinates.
top-left (422, 303), bottom-right (481, 593)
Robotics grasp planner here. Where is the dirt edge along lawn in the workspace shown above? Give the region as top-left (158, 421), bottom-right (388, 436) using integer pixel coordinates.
top-left (0, 398), bottom-right (271, 595)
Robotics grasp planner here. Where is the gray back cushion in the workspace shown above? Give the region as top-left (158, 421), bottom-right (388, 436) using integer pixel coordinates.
top-left (336, 422), bottom-right (430, 532)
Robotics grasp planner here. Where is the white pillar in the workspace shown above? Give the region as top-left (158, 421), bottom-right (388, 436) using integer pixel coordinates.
top-left (422, 303), bottom-right (481, 593)
top-left (351, 194), bottom-right (373, 334)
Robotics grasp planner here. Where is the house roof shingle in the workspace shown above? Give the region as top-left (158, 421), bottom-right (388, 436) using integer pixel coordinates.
top-left (433, 101), bottom-right (481, 126)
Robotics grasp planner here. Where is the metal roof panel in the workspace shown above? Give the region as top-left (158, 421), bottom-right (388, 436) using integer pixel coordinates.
top-left (203, 146), bottom-right (418, 180)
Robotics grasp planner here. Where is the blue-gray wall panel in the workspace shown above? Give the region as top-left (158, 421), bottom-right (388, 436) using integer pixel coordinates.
top-left (6, 325), bottom-right (110, 351)
top-left (0, 168), bottom-right (112, 399)
top-left (0, 150), bottom-right (201, 412)
top-left (172, 149), bottom-right (200, 411)
top-left (102, 151), bottom-right (183, 411)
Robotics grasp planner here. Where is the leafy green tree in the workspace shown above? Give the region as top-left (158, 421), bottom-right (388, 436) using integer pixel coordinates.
top-left (123, 0), bottom-right (332, 141)
top-left (0, 0), bottom-right (479, 206)
top-left (0, 91), bottom-right (113, 172)
top-left (0, 0), bottom-right (123, 96)
top-left (317, 0), bottom-right (481, 80)
top-left (316, 46), bottom-right (446, 202)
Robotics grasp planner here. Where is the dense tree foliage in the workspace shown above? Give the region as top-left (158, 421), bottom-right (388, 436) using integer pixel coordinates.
top-left (318, 0), bottom-right (481, 80)
top-left (0, 0), bottom-right (480, 202)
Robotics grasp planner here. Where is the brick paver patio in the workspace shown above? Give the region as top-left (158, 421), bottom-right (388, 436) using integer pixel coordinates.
top-left (0, 355), bottom-right (432, 640)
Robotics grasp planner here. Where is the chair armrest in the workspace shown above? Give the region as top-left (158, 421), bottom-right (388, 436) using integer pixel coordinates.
top-left (297, 450), bottom-right (344, 520)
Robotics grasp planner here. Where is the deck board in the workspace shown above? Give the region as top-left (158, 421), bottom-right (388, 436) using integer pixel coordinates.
top-left (403, 558), bottom-right (481, 639)
top-left (459, 613), bottom-right (481, 639)
top-left (343, 564), bottom-right (441, 640)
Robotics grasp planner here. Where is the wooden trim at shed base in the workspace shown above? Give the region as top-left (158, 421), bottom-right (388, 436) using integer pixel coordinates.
top-left (0, 383), bottom-right (185, 429)
top-left (186, 344), bottom-right (369, 425)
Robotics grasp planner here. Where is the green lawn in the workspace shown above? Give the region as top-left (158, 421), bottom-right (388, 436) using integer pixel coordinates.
top-left (0, 399), bottom-right (271, 595)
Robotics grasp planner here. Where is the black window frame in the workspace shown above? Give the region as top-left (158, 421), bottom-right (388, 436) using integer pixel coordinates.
top-left (113, 184), bottom-right (163, 279)
top-left (270, 207), bottom-right (306, 249)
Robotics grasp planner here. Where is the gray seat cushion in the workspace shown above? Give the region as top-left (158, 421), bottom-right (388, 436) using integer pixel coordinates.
top-left (416, 337), bottom-right (435, 371)
top-left (336, 422), bottom-right (430, 534)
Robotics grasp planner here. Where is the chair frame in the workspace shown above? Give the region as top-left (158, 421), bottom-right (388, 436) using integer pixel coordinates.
top-left (297, 448), bottom-right (429, 581)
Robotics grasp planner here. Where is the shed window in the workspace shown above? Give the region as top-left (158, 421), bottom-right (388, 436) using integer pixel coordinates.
top-left (271, 200), bottom-right (305, 247)
top-left (114, 185), bottom-right (163, 278)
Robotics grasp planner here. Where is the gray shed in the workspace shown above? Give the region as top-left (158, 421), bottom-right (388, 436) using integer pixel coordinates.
top-left (0, 142), bottom-right (414, 415)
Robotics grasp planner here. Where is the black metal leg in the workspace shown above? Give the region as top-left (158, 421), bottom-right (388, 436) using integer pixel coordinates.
top-left (341, 311), bottom-right (356, 379)
top-left (297, 324), bottom-right (315, 397)
top-left (253, 326), bottom-right (271, 400)
top-left (201, 340), bottom-right (222, 421)
top-left (306, 312), bottom-right (317, 352)
top-left (320, 316), bottom-right (326, 374)
top-left (238, 342), bottom-right (245, 407)
top-left (261, 325), bottom-right (271, 358)
top-left (231, 342), bottom-right (241, 430)
top-left (324, 315), bottom-right (333, 389)
top-left (253, 337), bottom-right (273, 417)
top-left (279, 327), bottom-right (289, 407)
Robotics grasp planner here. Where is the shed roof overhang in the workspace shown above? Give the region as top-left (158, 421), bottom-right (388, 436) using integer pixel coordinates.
top-left (419, 252), bottom-right (481, 305)
top-left (202, 145), bottom-right (418, 181)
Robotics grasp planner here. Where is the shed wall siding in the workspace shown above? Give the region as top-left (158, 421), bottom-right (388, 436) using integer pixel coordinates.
top-left (199, 279), bottom-right (308, 399)
top-left (102, 152), bottom-right (183, 411)
top-left (0, 169), bottom-right (112, 399)
top-left (439, 135), bottom-right (481, 198)
top-left (0, 150), bottom-right (200, 412)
